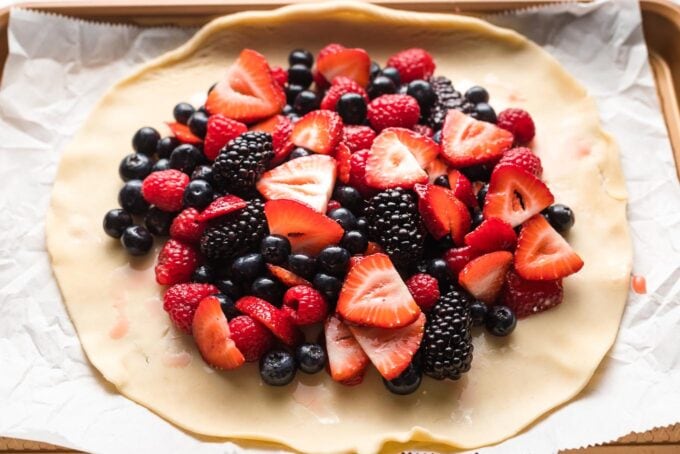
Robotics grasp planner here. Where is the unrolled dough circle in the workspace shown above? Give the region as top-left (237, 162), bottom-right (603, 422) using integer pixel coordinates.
top-left (46, 2), bottom-right (632, 453)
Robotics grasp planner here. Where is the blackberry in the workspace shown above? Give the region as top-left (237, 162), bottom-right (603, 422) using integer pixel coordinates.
top-left (364, 189), bottom-right (425, 269)
top-left (427, 76), bottom-right (475, 130)
top-left (422, 287), bottom-right (474, 380)
top-left (199, 197), bottom-right (267, 261)
top-left (212, 132), bottom-right (273, 196)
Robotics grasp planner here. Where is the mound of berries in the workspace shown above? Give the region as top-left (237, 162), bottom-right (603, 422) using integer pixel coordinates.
top-left (102, 45), bottom-right (583, 395)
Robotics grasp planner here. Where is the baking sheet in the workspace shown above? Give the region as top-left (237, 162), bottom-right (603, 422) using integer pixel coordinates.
top-left (0, 1), bottom-right (679, 453)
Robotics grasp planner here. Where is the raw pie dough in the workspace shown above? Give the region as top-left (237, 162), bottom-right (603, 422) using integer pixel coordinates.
top-left (46, 2), bottom-right (633, 453)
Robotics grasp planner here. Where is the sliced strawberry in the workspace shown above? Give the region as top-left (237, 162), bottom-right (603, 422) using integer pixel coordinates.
top-left (426, 157), bottom-right (449, 184)
top-left (443, 246), bottom-right (479, 275)
top-left (365, 128), bottom-right (432, 189)
top-left (324, 315), bottom-right (369, 385)
top-left (458, 251), bottom-right (514, 303)
top-left (515, 215), bottom-right (584, 280)
top-left (235, 296), bottom-right (302, 346)
top-left (250, 115), bottom-right (282, 134)
top-left (167, 122), bottom-right (202, 145)
top-left (197, 195), bottom-right (246, 222)
top-left (414, 183), bottom-right (471, 244)
top-left (264, 199), bottom-right (344, 255)
top-left (464, 217), bottom-right (517, 254)
top-left (290, 110), bottom-right (344, 155)
top-left (316, 45), bottom-right (371, 88)
top-left (500, 269), bottom-right (564, 318)
top-left (336, 253), bottom-right (420, 328)
top-left (205, 49), bottom-right (285, 123)
top-left (483, 165), bottom-right (554, 227)
top-left (266, 264), bottom-right (311, 287)
top-left (440, 110), bottom-right (514, 167)
top-left (192, 296), bottom-right (245, 370)
top-left (348, 312), bottom-right (425, 381)
top-left (334, 142), bottom-right (352, 184)
top-left (257, 154), bottom-right (337, 213)
top-left (203, 114), bottom-right (247, 161)
top-left (448, 169), bottom-right (477, 208)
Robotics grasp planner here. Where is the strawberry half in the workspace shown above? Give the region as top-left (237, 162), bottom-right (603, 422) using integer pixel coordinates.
top-left (464, 217), bottom-right (517, 254)
top-left (266, 264), bottom-right (311, 287)
top-left (167, 122), bottom-right (202, 145)
top-left (515, 215), bottom-right (584, 280)
top-left (197, 195), bottom-right (246, 222)
top-left (458, 251), bottom-right (514, 303)
top-left (316, 44), bottom-right (371, 88)
top-left (203, 114), bottom-right (247, 161)
top-left (324, 315), bottom-right (369, 385)
top-left (264, 199), bottom-right (344, 255)
top-left (290, 110), bottom-right (344, 155)
top-left (414, 183), bottom-right (471, 244)
top-left (192, 296), bottom-right (245, 370)
top-left (205, 49), bottom-right (285, 123)
top-left (235, 296), bottom-right (302, 346)
top-left (440, 110), bottom-right (514, 167)
top-left (448, 169), bottom-right (477, 208)
top-left (256, 154), bottom-right (337, 213)
top-left (483, 165), bottom-right (554, 227)
top-left (500, 269), bottom-right (564, 318)
top-left (336, 253), bottom-right (420, 328)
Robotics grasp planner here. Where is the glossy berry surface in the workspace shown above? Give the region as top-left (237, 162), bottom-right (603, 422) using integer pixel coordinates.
top-left (312, 273), bottom-right (342, 302)
top-left (336, 93), bottom-right (367, 125)
top-left (215, 279), bottom-right (242, 301)
top-left (169, 144), bottom-right (203, 174)
top-left (544, 204), bottom-right (575, 234)
top-left (152, 158), bottom-right (171, 172)
top-left (383, 363), bottom-right (422, 395)
top-left (132, 127), bottom-right (160, 155)
top-left (190, 265), bottom-right (212, 283)
top-left (103, 208), bottom-right (133, 239)
top-left (156, 136), bottom-right (180, 159)
top-left (427, 258), bottom-right (450, 283)
top-left (469, 300), bottom-right (488, 327)
top-left (327, 207), bottom-right (357, 230)
top-left (332, 185), bottom-right (362, 213)
top-left (355, 216), bottom-right (368, 233)
top-left (406, 79), bottom-right (436, 111)
top-left (187, 110), bottom-right (209, 138)
top-left (260, 235), bottom-right (292, 265)
top-left (288, 147), bottom-right (311, 160)
top-left (144, 207), bottom-right (175, 236)
top-left (485, 305), bottom-right (517, 337)
top-left (473, 102), bottom-right (497, 123)
top-left (251, 277), bottom-right (284, 306)
top-left (293, 90), bottom-right (320, 115)
top-left (216, 293), bottom-right (239, 320)
top-left (317, 246), bottom-right (351, 276)
top-left (230, 253), bottom-right (266, 282)
top-left (288, 48), bottom-right (313, 68)
top-left (286, 84), bottom-right (305, 106)
top-left (121, 225), bottom-right (153, 256)
top-left (288, 64), bottom-right (313, 88)
top-left (341, 230), bottom-right (368, 255)
top-left (434, 175), bottom-right (450, 188)
top-left (464, 86), bottom-right (489, 104)
top-left (191, 165), bottom-right (213, 182)
top-left (173, 102), bottom-right (195, 124)
top-left (118, 180), bottom-right (149, 215)
top-left (260, 349), bottom-right (297, 386)
top-left (119, 153), bottom-right (152, 182)
top-left (288, 254), bottom-right (317, 279)
top-left (380, 66), bottom-right (401, 86)
top-left (367, 75), bottom-right (396, 99)
top-left (183, 179), bottom-right (214, 209)
top-left (295, 343), bottom-right (326, 374)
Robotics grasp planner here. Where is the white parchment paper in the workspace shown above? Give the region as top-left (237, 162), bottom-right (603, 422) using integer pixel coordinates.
top-left (1, 2), bottom-right (679, 453)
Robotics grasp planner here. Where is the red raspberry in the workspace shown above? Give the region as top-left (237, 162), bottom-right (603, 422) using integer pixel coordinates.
top-left (343, 125), bottom-right (376, 152)
top-left (271, 116), bottom-right (294, 164)
top-left (497, 147), bottom-right (542, 177)
top-left (412, 124), bottom-right (434, 137)
top-left (282, 285), bottom-right (328, 326)
top-left (203, 114), bottom-right (247, 161)
top-left (496, 108), bottom-right (536, 144)
top-left (334, 142), bottom-right (352, 184)
top-left (163, 283), bottom-right (218, 333)
top-left (320, 76), bottom-right (369, 111)
top-left (443, 246), bottom-right (478, 275)
top-left (141, 169), bottom-right (189, 212)
top-left (349, 149), bottom-right (375, 197)
top-left (270, 65), bottom-right (288, 87)
top-left (385, 48), bottom-right (436, 83)
top-left (155, 239), bottom-right (198, 286)
top-left (499, 269), bottom-right (563, 318)
top-left (228, 315), bottom-right (275, 362)
top-left (313, 68), bottom-right (330, 90)
top-left (326, 200), bottom-right (342, 213)
top-left (170, 208), bottom-right (206, 244)
top-left (405, 273), bottom-right (440, 312)
top-left (367, 94), bottom-right (420, 131)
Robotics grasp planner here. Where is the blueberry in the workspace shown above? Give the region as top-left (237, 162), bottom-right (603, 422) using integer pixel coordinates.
top-left (332, 185), bottom-right (363, 213)
top-left (434, 175), bottom-right (450, 188)
top-left (152, 158), bottom-right (171, 172)
top-left (383, 363), bottom-right (422, 395)
top-left (460, 164), bottom-right (491, 182)
top-left (103, 208), bottom-right (133, 238)
top-left (216, 293), bottom-right (239, 320)
top-left (313, 272), bottom-right (342, 301)
top-left (260, 235), bottom-right (292, 265)
top-left (286, 84), bottom-right (305, 106)
top-left (435, 234), bottom-right (455, 251)
top-left (192, 265), bottom-right (214, 283)
top-left (191, 164), bottom-right (213, 182)
top-left (355, 216), bottom-right (369, 233)
top-left (251, 277), bottom-right (284, 306)
top-left (207, 83), bottom-right (216, 95)
top-left (328, 207), bottom-right (357, 230)
top-left (465, 86), bottom-right (489, 104)
top-left (132, 127), bottom-right (160, 155)
top-left (169, 144), bottom-right (202, 174)
top-left (473, 102), bottom-right (497, 123)
top-left (477, 183), bottom-right (489, 207)
top-left (432, 129), bottom-right (442, 144)
top-left (282, 104), bottom-right (294, 115)
top-left (427, 258), bottom-right (450, 282)
top-left (288, 254), bottom-right (317, 279)
top-left (287, 113), bottom-right (301, 123)
top-left (406, 79), bottom-right (436, 111)
top-left (183, 179), bottom-right (213, 209)
top-left (341, 230), bottom-right (368, 255)
top-left (544, 204), bottom-right (575, 234)
top-left (288, 64), bottom-right (313, 88)
top-left (294, 90), bottom-right (320, 115)
top-left (288, 49), bottom-right (313, 68)
top-left (367, 76), bottom-right (396, 99)
top-left (317, 246), bottom-right (351, 276)
top-left (118, 180), bottom-right (149, 215)
top-left (173, 102), bottom-right (195, 124)
top-left (119, 153), bottom-right (152, 182)
top-left (120, 225), bottom-right (153, 256)
top-left (215, 279), bottom-right (242, 300)
top-left (144, 207), bottom-right (174, 236)
top-left (295, 343), bottom-right (326, 374)
top-left (260, 349), bottom-right (297, 386)
top-left (469, 300), bottom-right (488, 327)
top-left (369, 61), bottom-right (381, 80)
top-left (336, 93), bottom-right (367, 125)
top-left (187, 111), bottom-right (209, 138)
top-left (486, 305), bottom-right (516, 336)
top-left (231, 253), bottom-right (265, 282)
top-left (288, 147), bottom-right (311, 160)
top-left (471, 209), bottom-right (484, 229)
top-left (380, 67), bottom-right (401, 86)
top-left (156, 136), bottom-right (180, 159)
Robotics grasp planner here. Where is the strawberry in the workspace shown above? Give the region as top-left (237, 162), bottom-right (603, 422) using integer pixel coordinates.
top-left (497, 147), bottom-right (542, 177)
top-left (170, 208), bottom-right (206, 244)
top-left (257, 154), bottom-right (337, 213)
top-left (235, 296), bottom-right (302, 346)
top-left (365, 241), bottom-right (383, 255)
top-left (270, 65), bottom-right (288, 87)
top-left (514, 215), bottom-right (584, 280)
top-left (458, 251), bottom-right (513, 303)
top-left (167, 122), bottom-right (202, 145)
top-left (155, 239), bottom-right (198, 286)
top-left (290, 110), bottom-right (344, 155)
top-left (348, 312), bottom-right (425, 381)
top-left (440, 110), bottom-right (514, 167)
top-left (447, 169), bottom-right (477, 208)
top-left (203, 114), bottom-right (247, 161)
top-left (141, 169), bottom-right (189, 212)
top-left (282, 285), bottom-right (328, 326)
top-left (349, 149), bottom-right (375, 196)
top-left (405, 273), bottom-right (440, 312)
top-left (320, 76), bottom-right (369, 111)
top-left (336, 253), bottom-right (421, 328)
top-left (251, 115), bottom-right (295, 164)
top-left (343, 125), bottom-right (376, 153)
top-left (348, 255), bottom-right (366, 270)
top-left (324, 315), bottom-right (369, 385)
top-left (367, 95), bottom-right (420, 131)
top-left (414, 183), bottom-right (471, 244)
top-left (163, 283), bottom-right (218, 333)
top-left (385, 48), bottom-right (436, 83)
top-left (205, 49), bottom-right (285, 123)
top-left (500, 269), bottom-right (564, 318)
top-left (266, 264), bottom-right (311, 287)
top-left (464, 217), bottom-right (517, 254)
top-left (197, 194), bottom-right (247, 222)
top-left (334, 142), bottom-right (352, 184)
top-left (426, 157), bottom-right (450, 184)
top-left (316, 44), bottom-right (371, 88)
top-left (483, 165), bottom-right (554, 227)
top-left (496, 108), bottom-right (536, 144)
top-left (412, 124), bottom-right (434, 137)
top-left (312, 67), bottom-right (330, 90)
top-left (228, 314), bottom-right (274, 362)
top-left (443, 246), bottom-right (479, 275)
top-left (264, 199), bottom-right (344, 255)
top-left (192, 296), bottom-right (245, 369)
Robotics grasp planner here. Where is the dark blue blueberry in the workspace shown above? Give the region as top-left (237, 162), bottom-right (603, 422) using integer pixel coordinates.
top-left (187, 110), bottom-right (209, 138)
top-left (332, 185), bottom-right (363, 213)
top-left (461, 164), bottom-right (491, 182)
top-left (473, 102), bottom-right (497, 123)
top-left (341, 230), bottom-right (368, 255)
top-left (103, 208), bottom-right (133, 239)
top-left (465, 86), bottom-right (489, 104)
top-left (544, 204), bottom-right (575, 234)
top-left (183, 179), bottom-right (213, 209)
top-left (288, 49), bottom-right (313, 68)
top-left (286, 84), bottom-right (305, 105)
top-left (156, 136), bottom-right (180, 159)
top-left (287, 113), bottom-right (301, 123)
top-left (369, 61), bottom-right (381, 80)
top-left (251, 277), bottom-right (284, 306)
top-left (295, 343), bottom-right (326, 374)
top-left (477, 183), bottom-right (489, 207)
top-left (118, 180), bottom-right (149, 215)
top-left (406, 79), bottom-right (436, 111)
top-left (120, 225), bottom-right (153, 256)
top-left (380, 67), bottom-right (401, 86)
top-left (132, 127), bottom-right (160, 155)
top-left (288, 253), bottom-right (317, 279)
top-left (294, 90), bottom-right (320, 115)
top-left (144, 207), bottom-right (174, 236)
top-left (288, 147), bottom-right (311, 160)
top-left (486, 305), bottom-right (516, 337)
top-left (427, 258), bottom-right (450, 283)
top-left (216, 293), bottom-right (239, 320)
top-left (471, 209), bottom-right (484, 229)
top-left (432, 129), bottom-right (442, 144)
top-left (282, 104), bottom-right (295, 115)
top-left (434, 175), bottom-right (450, 188)
top-left (317, 246), bottom-right (351, 276)
top-left (367, 75), bottom-right (396, 99)
top-left (173, 102), bottom-right (195, 125)
top-left (119, 153), bottom-right (152, 182)
top-left (152, 159), bottom-right (171, 172)
top-left (469, 300), bottom-right (488, 327)
top-left (169, 144), bottom-right (203, 174)
top-left (260, 235), bottom-right (292, 265)
top-left (336, 93), bottom-right (367, 125)
top-left (287, 64), bottom-right (313, 88)
top-left (192, 265), bottom-right (214, 284)
top-left (355, 216), bottom-right (369, 233)
top-left (328, 207), bottom-right (357, 230)
top-left (313, 272), bottom-right (342, 301)
top-left (231, 253), bottom-right (265, 282)
top-left (191, 165), bottom-right (213, 182)
top-left (215, 279), bottom-right (242, 301)
top-left (260, 349), bottom-right (297, 386)
top-left (383, 363), bottom-right (422, 395)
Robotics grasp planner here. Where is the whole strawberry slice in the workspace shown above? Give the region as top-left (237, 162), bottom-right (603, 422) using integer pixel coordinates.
top-left (515, 215), bottom-right (584, 280)
top-left (440, 109), bottom-right (514, 167)
top-left (197, 194), bottom-right (247, 222)
top-left (205, 49), bottom-right (285, 123)
top-left (266, 264), bottom-right (311, 287)
top-left (414, 183), bottom-right (471, 244)
top-left (264, 199), bottom-right (344, 255)
top-left (483, 165), bottom-right (554, 227)
top-left (458, 251), bottom-right (513, 303)
top-left (170, 208), bottom-right (206, 244)
top-left (316, 44), bottom-right (371, 88)
top-left (448, 169), bottom-right (477, 208)
top-left (500, 269), bottom-right (564, 318)
top-left (343, 125), bottom-right (376, 152)
top-left (228, 314), bottom-right (274, 362)
top-left (367, 95), bottom-right (420, 132)
top-left (141, 169), bottom-right (189, 212)
top-left (203, 114), bottom-right (247, 161)
top-left (256, 154), bottom-right (337, 213)
top-left (251, 115), bottom-right (294, 165)
top-left (348, 312), bottom-right (425, 381)
top-left (167, 122), bottom-right (202, 145)
top-left (324, 315), bottom-right (369, 385)
top-left (320, 76), bottom-right (369, 111)
top-left (337, 253), bottom-right (421, 328)
top-left (163, 283), bottom-right (218, 333)
top-left (193, 296), bottom-right (245, 369)
top-left (235, 296), bottom-right (302, 346)
top-left (290, 110), bottom-right (344, 155)
top-left (385, 48), bottom-right (436, 83)
top-left (464, 217), bottom-right (517, 254)
top-left (155, 239), bottom-right (198, 286)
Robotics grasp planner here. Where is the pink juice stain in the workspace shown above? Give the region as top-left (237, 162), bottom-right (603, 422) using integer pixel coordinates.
top-left (292, 382), bottom-right (339, 424)
top-left (632, 275), bottom-right (647, 294)
top-left (162, 351), bottom-right (193, 368)
top-left (107, 261), bottom-right (156, 340)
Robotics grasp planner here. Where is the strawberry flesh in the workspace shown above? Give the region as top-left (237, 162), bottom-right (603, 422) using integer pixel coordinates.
top-left (458, 251), bottom-right (513, 303)
top-left (440, 110), bottom-right (514, 167)
top-left (500, 269), bottom-right (564, 318)
top-left (316, 46), bottom-right (371, 88)
top-left (448, 169), bottom-right (477, 208)
top-left (290, 110), bottom-right (344, 155)
top-left (167, 122), bottom-right (202, 145)
top-left (414, 183), bottom-right (471, 244)
top-left (365, 128), bottom-right (431, 190)
top-left (464, 217), bottom-right (517, 254)
top-left (192, 296), bottom-right (245, 370)
top-left (197, 195), bottom-right (246, 222)
top-left (235, 296), bottom-right (302, 346)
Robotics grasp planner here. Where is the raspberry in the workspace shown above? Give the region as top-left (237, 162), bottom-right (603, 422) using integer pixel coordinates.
top-left (326, 200), bottom-right (342, 213)
top-left (367, 94), bottom-right (420, 131)
top-left (334, 142), bottom-right (352, 184)
top-left (163, 283), bottom-right (218, 333)
top-left (282, 285), bottom-right (328, 325)
top-left (229, 315), bottom-right (275, 362)
top-left (271, 116), bottom-right (294, 164)
top-left (141, 169), bottom-right (189, 212)
top-left (170, 208), bottom-right (206, 244)
top-left (349, 149), bottom-right (375, 197)
top-left (413, 124), bottom-right (434, 137)
top-left (443, 246), bottom-right (478, 275)
top-left (499, 269), bottom-right (563, 318)
top-left (497, 108), bottom-right (536, 144)
top-left (497, 147), bottom-right (542, 177)
top-left (155, 239), bottom-right (198, 286)
top-left (270, 65), bottom-right (287, 87)
top-left (405, 273), bottom-right (440, 311)
top-left (343, 125), bottom-right (376, 152)
top-left (385, 48), bottom-right (436, 83)
top-left (320, 76), bottom-right (369, 111)
top-left (203, 114), bottom-right (247, 161)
